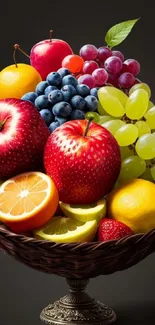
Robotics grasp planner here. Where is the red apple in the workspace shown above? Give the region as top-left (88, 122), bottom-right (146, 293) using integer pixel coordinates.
top-left (0, 98), bottom-right (50, 179)
top-left (30, 34), bottom-right (73, 80)
top-left (44, 120), bottom-right (121, 204)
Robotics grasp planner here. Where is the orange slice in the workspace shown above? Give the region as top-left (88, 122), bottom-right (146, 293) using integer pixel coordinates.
top-left (0, 171), bottom-right (59, 233)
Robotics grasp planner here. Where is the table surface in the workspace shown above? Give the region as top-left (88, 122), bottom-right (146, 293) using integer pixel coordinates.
top-left (0, 251), bottom-right (155, 325)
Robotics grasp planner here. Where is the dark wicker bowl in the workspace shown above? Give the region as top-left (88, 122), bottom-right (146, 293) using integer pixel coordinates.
top-left (0, 222), bottom-right (155, 279)
top-left (1, 222), bottom-right (155, 325)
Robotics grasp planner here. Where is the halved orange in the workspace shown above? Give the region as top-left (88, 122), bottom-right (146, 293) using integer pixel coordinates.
top-left (0, 171), bottom-right (59, 233)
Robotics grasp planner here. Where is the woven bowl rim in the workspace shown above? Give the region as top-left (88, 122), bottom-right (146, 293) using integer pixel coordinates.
top-left (1, 223), bottom-right (155, 251)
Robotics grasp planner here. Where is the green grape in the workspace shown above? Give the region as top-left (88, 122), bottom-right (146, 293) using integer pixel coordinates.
top-left (144, 107), bottom-right (155, 129)
top-left (135, 121), bottom-right (151, 137)
top-left (125, 89), bottom-right (149, 120)
top-left (98, 115), bottom-right (113, 124)
top-left (115, 124), bottom-right (138, 146)
top-left (102, 86), bottom-right (128, 107)
top-left (98, 87), bottom-right (125, 117)
top-left (102, 120), bottom-right (125, 136)
top-left (129, 83), bottom-right (151, 98)
top-left (120, 146), bottom-right (134, 160)
top-left (97, 100), bottom-right (107, 115)
top-left (135, 133), bottom-right (155, 160)
top-left (150, 166), bottom-right (155, 181)
top-left (148, 100), bottom-right (154, 110)
top-left (85, 111), bottom-right (100, 123)
top-left (119, 155), bottom-right (146, 182)
top-left (141, 168), bottom-right (154, 182)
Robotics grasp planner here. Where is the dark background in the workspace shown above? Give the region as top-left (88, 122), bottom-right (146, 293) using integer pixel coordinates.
top-left (0, 1), bottom-right (155, 324)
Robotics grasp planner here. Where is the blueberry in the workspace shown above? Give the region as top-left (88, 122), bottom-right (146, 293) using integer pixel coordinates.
top-left (35, 95), bottom-right (49, 111)
top-left (52, 102), bottom-right (72, 117)
top-left (49, 121), bottom-right (60, 133)
top-left (90, 87), bottom-right (99, 98)
top-left (84, 95), bottom-right (98, 111)
top-left (76, 84), bottom-right (90, 97)
top-left (61, 85), bottom-right (77, 101)
top-left (40, 109), bottom-right (54, 126)
top-left (46, 72), bottom-right (62, 86)
top-left (48, 90), bottom-right (64, 106)
top-left (36, 81), bottom-right (49, 95)
top-left (57, 68), bottom-right (71, 78)
top-left (70, 95), bottom-right (86, 110)
top-left (21, 92), bottom-right (38, 103)
top-left (44, 85), bottom-right (57, 96)
top-left (55, 116), bottom-right (68, 125)
top-left (62, 75), bottom-right (78, 88)
top-left (70, 109), bottom-right (85, 120)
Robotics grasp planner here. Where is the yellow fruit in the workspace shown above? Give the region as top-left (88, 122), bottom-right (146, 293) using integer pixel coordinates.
top-left (107, 178), bottom-right (155, 233)
top-left (60, 199), bottom-right (106, 223)
top-left (0, 171), bottom-right (59, 233)
top-left (0, 64), bottom-right (42, 99)
top-left (34, 217), bottom-right (98, 243)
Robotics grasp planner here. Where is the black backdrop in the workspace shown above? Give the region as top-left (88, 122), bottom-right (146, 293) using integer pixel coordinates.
top-left (0, 1), bottom-right (155, 324)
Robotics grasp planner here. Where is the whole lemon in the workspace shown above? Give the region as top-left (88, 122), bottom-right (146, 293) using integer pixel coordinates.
top-left (0, 64), bottom-right (42, 99)
top-left (107, 178), bottom-right (155, 233)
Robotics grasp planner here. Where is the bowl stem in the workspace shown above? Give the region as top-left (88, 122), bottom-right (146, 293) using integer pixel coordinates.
top-left (40, 278), bottom-right (116, 325)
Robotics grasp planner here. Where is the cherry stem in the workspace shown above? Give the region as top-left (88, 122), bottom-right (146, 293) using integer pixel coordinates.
top-left (50, 30), bottom-right (53, 42)
top-left (83, 117), bottom-right (93, 136)
top-left (13, 44), bottom-right (30, 68)
top-left (0, 116), bottom-right (11, 131)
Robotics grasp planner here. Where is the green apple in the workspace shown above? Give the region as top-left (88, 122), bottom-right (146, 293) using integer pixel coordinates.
top-left (59, 199), bottom-right (106, 223)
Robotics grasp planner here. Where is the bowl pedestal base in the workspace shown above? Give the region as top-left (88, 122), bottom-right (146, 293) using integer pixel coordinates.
top-left (40, 278), bottom-right (116, 325)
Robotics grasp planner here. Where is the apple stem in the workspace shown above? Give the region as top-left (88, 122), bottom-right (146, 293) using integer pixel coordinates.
top-left (0, 116), bottom-right (11, 131)
top-left (83, 117), bottom-right (94, 137)
top-left (50, 30), bottom-right (53, 42)
top-left (13, 47), bottom-right (18, 68)
top-left (13, 44), bottom-right (30, 67)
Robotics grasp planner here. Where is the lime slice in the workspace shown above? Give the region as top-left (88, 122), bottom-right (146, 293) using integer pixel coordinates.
top-left (59, 199), bottom-right (106, 223)
top-left (34, 217), bottom-right (98, 243)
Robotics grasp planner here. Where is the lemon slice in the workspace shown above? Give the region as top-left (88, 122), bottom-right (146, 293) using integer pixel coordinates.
top-left (59, 199), bottom-right (106, 223)
top-left (34, 217), bottom-right (98, 243)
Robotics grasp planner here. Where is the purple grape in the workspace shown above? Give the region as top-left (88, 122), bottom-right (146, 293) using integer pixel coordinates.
top-left (78, 74), bottom-right (95, 89)
top-left (92, 68), bottom-right (108, 86)
top-left (104, 56), bottom-right (122, 74)
top-left (79, 44), bottom-right (98, 61)
top-left (123, 59), bottom-right (140, 76)
top-left (118, 72), bottom-right (135, 89)
top-left (107, 74), bottom-right (119, 87)
top-left (97, 47), bottom-right (112, 64)
top-left (83, 60), bottom-right (99, 74)
top-left (112, 50), bottom-right (124, 62)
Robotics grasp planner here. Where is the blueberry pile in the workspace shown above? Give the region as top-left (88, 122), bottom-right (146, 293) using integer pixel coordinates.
top-left (21, 68), bottom-right (99, 132)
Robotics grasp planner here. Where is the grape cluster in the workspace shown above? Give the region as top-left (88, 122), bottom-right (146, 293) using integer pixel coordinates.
top-left (95, 83), bottom-right (155, 183)
top-left (21, 68), bottom-right (99, 132)
top-left (61, 44), bottom-right (140, 91)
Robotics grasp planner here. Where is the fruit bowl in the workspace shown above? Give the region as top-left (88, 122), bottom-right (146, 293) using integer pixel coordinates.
top-left (1, 17), bottom-right (155, 325)
top-left (1, 222), bottom-right (155, 325)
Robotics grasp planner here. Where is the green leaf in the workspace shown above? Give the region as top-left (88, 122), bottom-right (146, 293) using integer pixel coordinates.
top-left (105, 18), bottom-right (140, 49)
